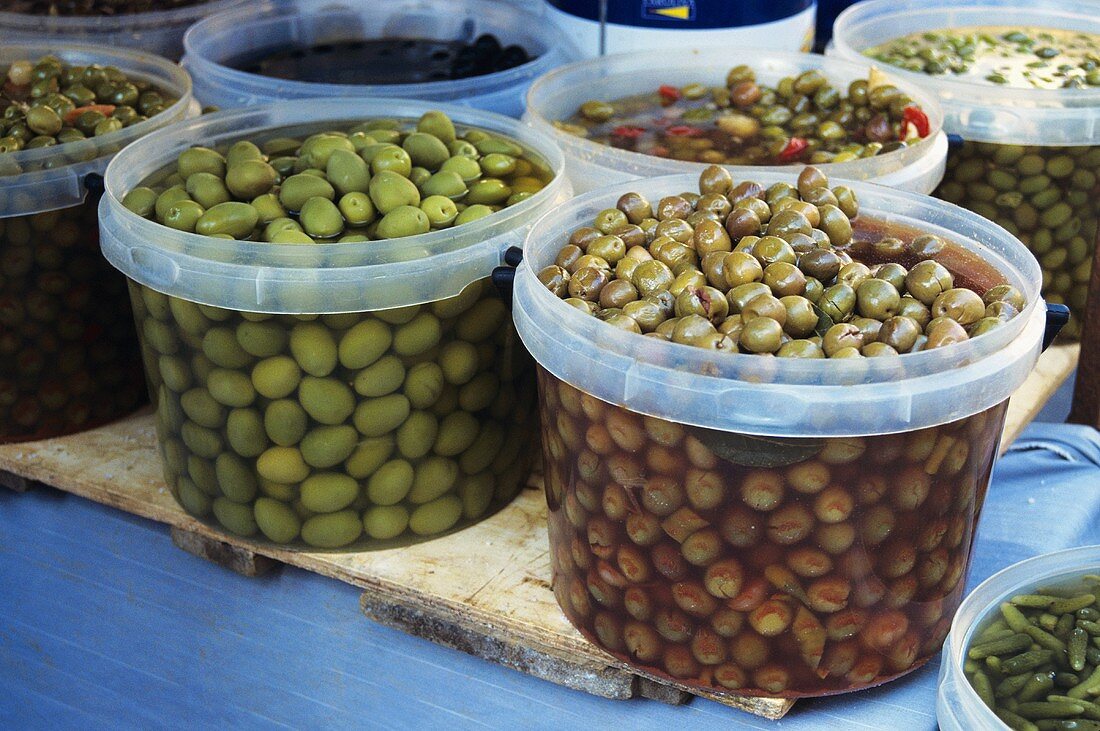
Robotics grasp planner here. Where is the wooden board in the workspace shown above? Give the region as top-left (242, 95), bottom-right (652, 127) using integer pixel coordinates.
top-left (0, 342), bottom-right (1078, 720)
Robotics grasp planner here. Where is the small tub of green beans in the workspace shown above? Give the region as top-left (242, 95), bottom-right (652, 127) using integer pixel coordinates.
top-left (0, 43), bottom-right (195, 443)
top-left (99, 99), bottom-right (568, 550)
top-left (829, 0), bottom-right (1100, 340)
top-left (939, 546), bottom-right (1100, 731)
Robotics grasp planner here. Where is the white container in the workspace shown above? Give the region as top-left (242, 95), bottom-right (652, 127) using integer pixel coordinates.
top-left (100, 99), bottom-right (569, 313)
top-left (938, 545), bottom-right (1100, 731)
top-left (182, 0), bottom-right (581, 117)
top-left (523, 48), bottom-right (949, 195)
top-left (514, 172), bottom-right (1043, 438)
top-left (0, 43), bottom-right (197, 218)
top-left (543, 0), bottom-right (816, 57)
top-left (828, 0), bottom-right (1100, 339)
top-left (0, 0), bottom-right (247, 61)
top-left (828, 0), bottom-right (1100, 146)
top-left (0, 43), bottom-right (196, 443)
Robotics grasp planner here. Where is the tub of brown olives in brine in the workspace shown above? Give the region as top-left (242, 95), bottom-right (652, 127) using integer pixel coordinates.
top-left (829, 0), bottom-right (1100, 339)
top-left (511, 166), bottom-right (1047, 698)
top-left (100, 99), bottom-right (569, 550)
top-left (523, 49), bottom-right (948, 194)
top-left (0, 44), bottom-right (195, 443)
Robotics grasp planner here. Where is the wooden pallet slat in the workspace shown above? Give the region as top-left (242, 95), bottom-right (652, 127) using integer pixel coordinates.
top-left (0, 342), bottom-right (1079, 721)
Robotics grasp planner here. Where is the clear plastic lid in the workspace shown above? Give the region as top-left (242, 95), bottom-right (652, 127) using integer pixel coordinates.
top-left (0, 0), bottom-right (248, 60)
top-left (100, 98), bottom-right (569, 315)
top-left (181, 0), bottom-right (582, 117)
top-left (523, 48), bottom-right (946, 189)
top-left (0, 43), bottom-right (195, 218)
top-left (513, 172), bottom-right (1045, 438)
top-left (938, 545), bottom-right (1100, 731)
top-left (829, 0), bottom-right (1100, 146)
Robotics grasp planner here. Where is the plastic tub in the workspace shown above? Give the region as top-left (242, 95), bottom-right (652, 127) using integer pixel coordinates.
top-left (0, 43), bottom-right (196, 443)
top-left (938, 545), bottom-right (1100, 730)
top-left (0, 0), bottom-right (246, 61)
top-left (524, 49), bottom-right (948, 196)
top-left (829, 0), bottom-right (1100, 339)
top-left (512, 171), bottom-right (1046, 698)
top-left (99, 98), bottom-right (570, 550)
top-left (181, 0), bottom-right (581, 117)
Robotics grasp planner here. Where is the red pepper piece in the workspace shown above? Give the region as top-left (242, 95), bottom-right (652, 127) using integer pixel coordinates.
top-left (666, 125), bottom-right (701, 137)
top-left (611, 125), bottom-right (645, 139)
top-left (64, 104), bottom-right (117, 125)
top-left (901, 105), bottom-right (930, 139)
top-left (778, 136), bottom-right (808, 162)
top-left (658, 84), bottom-right (682, 103)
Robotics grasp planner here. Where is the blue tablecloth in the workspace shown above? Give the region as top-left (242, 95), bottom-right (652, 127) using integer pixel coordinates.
top-left (2, 420), bottom-right (1098, 730)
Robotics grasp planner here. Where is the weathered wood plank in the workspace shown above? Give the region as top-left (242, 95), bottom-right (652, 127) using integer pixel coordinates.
top-left (170, 526), bottom-right (280, 577)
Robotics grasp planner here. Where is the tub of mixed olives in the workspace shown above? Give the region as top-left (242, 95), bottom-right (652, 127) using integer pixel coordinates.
top-left (181, 0), bottom-right (580, 116)
top-left (0, 44), bottom-right (194, 443)
top-left (511, 166), bottom-right (1047, 698)
top-left (829, 0), bottom-right (1100, 339)
top-left (99, 100), bottom-right (569, 550)
top-left (938, 545), bottom-right (1100, 731)
top-left (0, 0), bottom-right (247, 61)
top-left (523, 48), bottom-right (948, 194)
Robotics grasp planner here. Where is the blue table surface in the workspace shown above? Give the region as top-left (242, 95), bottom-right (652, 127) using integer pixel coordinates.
top-left (2, 378), bottom-right (1097, 731)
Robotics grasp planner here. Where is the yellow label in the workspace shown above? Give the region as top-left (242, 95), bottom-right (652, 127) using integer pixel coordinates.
top-left (651, 5), bottom-right (692, 20)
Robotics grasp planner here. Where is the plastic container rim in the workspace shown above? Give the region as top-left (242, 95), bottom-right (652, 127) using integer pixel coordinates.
top-left (100, 97), bottom-right (568, 313)
top-left (830, 0), bottom-right (1100, 108)
top-left (514, 171), bottom-right (1044, 436)
top-left (0, 42), bottom-right (194, 173)
top-left (938, 544), bottom-right (1100, 730)
top-left (524, 46), bottom-right (945, 182)
top-left (182, 0), bottom-right (577, 101)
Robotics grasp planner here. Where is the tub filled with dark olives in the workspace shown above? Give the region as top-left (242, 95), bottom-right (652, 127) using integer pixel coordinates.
top-left (938, 546), bottom-right (1100, 730)
top-left (181, 0), bottom-right (579, 116)
top-left (829, 0), bottom-right (1100, 339)
top-left (524, 49), bottom-right (948, 194)
top-left (99, 100), bottom-right (568, 549)
top-left (511, 166), bottom-right (1047, 698)
top-left (0, 44), bottom-right (194, 443)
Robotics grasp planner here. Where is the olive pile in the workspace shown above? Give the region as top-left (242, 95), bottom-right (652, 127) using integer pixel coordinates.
top-left (537, 165), bottom-right (1024, 358)
top-left (123, 111), bottom-right (553, 241)
top-left (541, 371), bottom-right (1006, 696)
top-left (130, 279), bottom-right (534, 548)
top-left (964, 579), bottom-right (1100, 730)
top-left (937, 141), bottom-right (1098, 340)
top-left (0, 201), bottom-right (146, 442)
top-left (561, 67), bottom-right (932, 166)
top-left (1, 55), bottom-right (178, 153)
top-left (5, 0), bottom-right (208, 15)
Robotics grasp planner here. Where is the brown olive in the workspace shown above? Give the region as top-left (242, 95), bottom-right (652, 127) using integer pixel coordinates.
top-left (727, 282), bottom-right (772, 313)
top-left (982, 284), bottom-right (1026, 312)
top-left (612, 224), bottom-right (648, 249)
top-left (797, 166), bottom-right (830, 198)
top-left (587, 235), bottom-right (627, 264)
top-left (799, 248), bottom-right (842, 281)
top-left (984, 301), bottom-right (1018, 322)
top-left (766, 209), bottom-right (812, 242)
top-left (780, 295), bottom-right (819, 337)
top-left (671, 314), bottom-right (717, 344)
top-left (897, 296), bottom-right (931, 328)
top-left (569, 226), bottom-right (601, 250)
top-left (697, 193), bottom-right (733, 219)
top-left (776, 339), bottom-right (825, 358)
top-left (739, 316), bottom-right (784, 353)
top-left (725, 206), bottom-right (762, 239)
top-left (595, 208), bottom-right (629, 234)
top-left (599, 278), bottom-right (640, 309)
top-left (931, 288), bottom-right (986, 326)
top-left (968, 317), bottom-right (1003, 337)
top-left (722, 251), bottom-right (764, 288)
top-left (555, 244), bottom-right (583, 271)
top-left (908, 234), bottom-right (945, 260)
top-left (905, 260), bottom-right (954, 306)
top-left (878, 315), bottom-right (922, 352)
top-left (657, 195), bottom-right (693, 221)
top-left (563, 297), bottom-right (596, 314)
top-left (621, 298), bottom-right (666, 332)
top-left (567, 266), bottom-right (610, 301)
top-left (818, 283), bottom-right (857, 322)
top-left (698, 165), bottom-right (733, 195)
top-left (752, 236), bottom-right (797, 267)
top-left (694, 219), bottom-right (732, 256)
top-left (856, 278), bottom-right (901, 320)
top-left (762, 262), bottom-right (806, 297)
top-left (861, 341), bottom-right (899, 357)
top-left (728, 180), bottom-right (765, 206)
top-left (822, 322), bottom-right (864, 356)
top-left (631, 260), bottom-right (675, 296)
top-left (923, 317), bottom-right (969, 350)
top-left (872, 237), bottom-right (906, 259)
top-left (849, 316), bottom-right (882, 342)
top-left (818, 204), bottom-right (853, 246)
top-left (837, 261), bottom-right (873, 289)
top-left (616, 192), bottom-right (653, 224)
top-left (538, 264), bottom-right (570, 296)
top-left (741, 293), bottom-right (787, 326)
top-left (655, 219), bottom-right (695, 244)
top-left (701, 251), bottom-right (728, 289)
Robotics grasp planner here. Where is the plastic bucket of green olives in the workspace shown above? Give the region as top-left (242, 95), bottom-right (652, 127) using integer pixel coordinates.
top-left (99, 99), bottom-right (570, 550)
top-left (511, 170), bottom-right (1047, 698)
top-left (0, 43), bottom-right (196, 443)
top-left (937, 545), bottom-right (1100, 730)
top-left (0, 0), bottom-right (247, 61)
top-left (181, 0), bottom-right (581, 117)
top-left (829, 0), bottom-right (1100, 339)
top-left (523, 48), bottom-right (949, 195)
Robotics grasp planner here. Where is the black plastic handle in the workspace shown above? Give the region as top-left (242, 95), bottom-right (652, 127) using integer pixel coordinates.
top-left (946, 133), bottom-right (966, 152)
top-left (491, 246), bottom-right (524, 304)
top-left (1043, 303), bottom-right (1070, 352)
